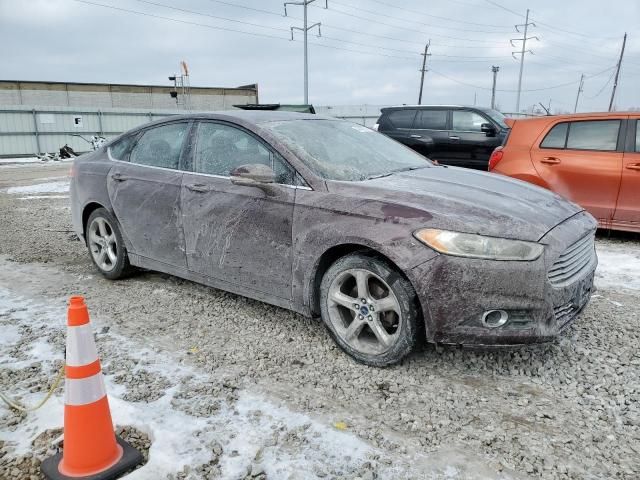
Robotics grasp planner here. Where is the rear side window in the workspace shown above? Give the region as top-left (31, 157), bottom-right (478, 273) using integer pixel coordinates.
top-left (385, 110), bottom-right (417, 129)
top-left (109, 135), bottom-right (136, 161)
top-left (415, 110), bottom-right (447, 130)
top-left (540, 122), bottom-right (568, 149)
top-left (636, 121), bottom-right (640, 152)
top-left (566, 120), bottom-right (620, 151)
top-left (130, 123), bottom-right (189, 169)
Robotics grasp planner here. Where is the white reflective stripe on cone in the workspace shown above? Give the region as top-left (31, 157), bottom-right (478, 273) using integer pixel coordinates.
top-left (66, 323), bottom-right (99, 366)
top-left (65, 373), bottom-right (107, 406)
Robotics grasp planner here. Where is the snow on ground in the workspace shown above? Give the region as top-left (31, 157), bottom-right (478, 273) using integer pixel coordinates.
top-left (0, 157), bottom-right (41, 164)
top-left (16, 195), bottom-right (69, 200)
top-left (0, 280), bottom-right (461, 479)
top-left (595, 241), bottom-right (640, 291)
top-left (6, 181), bottom-right (70, 195)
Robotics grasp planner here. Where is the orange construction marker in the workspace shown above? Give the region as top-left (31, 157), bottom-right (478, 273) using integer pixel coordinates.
top-left (41, 296), bottom-right (143, 480)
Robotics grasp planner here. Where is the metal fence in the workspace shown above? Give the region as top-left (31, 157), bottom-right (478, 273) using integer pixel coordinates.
top-left (0, 106), bottom-right (188, 157)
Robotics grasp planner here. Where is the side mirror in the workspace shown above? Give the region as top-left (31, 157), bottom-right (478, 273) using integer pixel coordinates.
top-left (480, 123), bottom-right (497, 136)
top-left (230, 163), bottom-right (275, 188)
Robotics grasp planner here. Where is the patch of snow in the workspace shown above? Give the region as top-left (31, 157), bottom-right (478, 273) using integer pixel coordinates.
top-left (17, 195), bottom-right (69, 200)
top-left (595, 242), bottom-right (640, 291)
top-left (6, 181), bottom-right (70, 195)
top-left (0, 157), bottom-right (41, 164)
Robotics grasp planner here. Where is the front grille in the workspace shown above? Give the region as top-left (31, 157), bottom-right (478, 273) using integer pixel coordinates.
top-left (548, 234), bottom-right (596, 286)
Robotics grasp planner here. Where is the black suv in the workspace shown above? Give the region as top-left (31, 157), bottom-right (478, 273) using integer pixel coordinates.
top-left (375, 105), bottom-right (510, 169)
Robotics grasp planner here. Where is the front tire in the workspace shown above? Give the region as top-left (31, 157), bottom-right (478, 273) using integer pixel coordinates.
top-left (319, 253), bottom-right (420, 367)
top-left (85, 208), bottom-right (133, 280)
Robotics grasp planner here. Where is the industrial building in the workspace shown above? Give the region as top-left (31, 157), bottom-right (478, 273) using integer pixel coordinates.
top-left (0, 80), bottom-right (258, 157)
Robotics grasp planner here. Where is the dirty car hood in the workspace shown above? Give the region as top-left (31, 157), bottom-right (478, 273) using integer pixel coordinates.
top-left (327, 166), bottom-right (584, 242)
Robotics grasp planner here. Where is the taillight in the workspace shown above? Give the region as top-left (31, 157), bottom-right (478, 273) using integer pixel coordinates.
top-left (488, 147), bottom-right (504, 171)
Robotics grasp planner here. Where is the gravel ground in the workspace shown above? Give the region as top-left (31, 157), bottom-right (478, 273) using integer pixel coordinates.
top-left (0, 164), bottom-right (639, 479)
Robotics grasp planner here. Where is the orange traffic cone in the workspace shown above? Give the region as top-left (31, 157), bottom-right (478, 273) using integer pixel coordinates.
top-left (41, 296), bottom-right (143, 480)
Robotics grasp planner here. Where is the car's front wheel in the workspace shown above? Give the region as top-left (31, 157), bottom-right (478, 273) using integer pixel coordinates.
top-left (319, 253), bottom-right (420, 367)
top-left (85, 208), bottom-right (133, 280)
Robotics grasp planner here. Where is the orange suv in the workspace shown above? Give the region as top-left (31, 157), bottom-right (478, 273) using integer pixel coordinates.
top-left (489, 112), bottom-right (640, 233)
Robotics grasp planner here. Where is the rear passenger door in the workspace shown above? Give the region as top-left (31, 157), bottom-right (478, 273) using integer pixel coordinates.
top-left (615, 118), bottom-right (640, 229)
top-left (530, 119), bottom-right (624, 226)
top-left (107, 121), bottom-right (191, 269)
top-left (410, 109), bottom-right (450, 161)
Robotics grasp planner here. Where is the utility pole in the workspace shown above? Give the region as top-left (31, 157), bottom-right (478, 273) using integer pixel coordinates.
top-left (574, 73), bottom-right (584, 113)
top-left (511, 9), bottom-right (537, 113)
top-left (417, 40), bottom-right (431, 105)
top-left (285, 0), bottom-right (326, 105)
top-left (491, 66), bottom-right (500, 109)
top-left (609, 32), bottom-right (627, 112)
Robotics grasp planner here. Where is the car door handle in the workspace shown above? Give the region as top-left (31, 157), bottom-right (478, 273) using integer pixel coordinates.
top-left (541, 157), bottom-right (561, 165)
top-left (185, 183), bottom-right (209, 193)
top-left (410, 134), bottom-right (422, 138)
top-left (110, 173), bottom-right (128, 182)
top-left (449, 136), bottom-right (460, 140)
top-left (626, 163), bottom-right (640, 171)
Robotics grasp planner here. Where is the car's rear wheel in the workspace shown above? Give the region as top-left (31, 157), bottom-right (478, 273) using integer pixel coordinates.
top-left (319, 253), bottom-right (420, 367)
top-left (86, 208), bottom-right (133, 280)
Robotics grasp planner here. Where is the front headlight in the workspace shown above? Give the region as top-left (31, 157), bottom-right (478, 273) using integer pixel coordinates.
top-left (414, 228), bottom-right (544, 261)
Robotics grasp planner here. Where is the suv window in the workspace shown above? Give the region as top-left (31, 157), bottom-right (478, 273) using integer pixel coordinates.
top-left (129, 123), bottom-right (189, 169)
top-left (566, 120), bottom-right (620, 151)
top-left (385, 110), bottom-right (417, 129)
top-left (415, 110), bottom-right (447, 130)
top-left (194, 122), bottom-right (298, 185)
top-left (540, 122), bottom-right (568, 149)
top-left (452, 110), bottom-right (487, 132)
top-left (109, 135), bottom-right (136, 161)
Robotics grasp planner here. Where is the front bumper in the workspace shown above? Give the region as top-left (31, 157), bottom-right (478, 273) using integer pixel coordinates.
top-left (410, 212), bottom-right (597, 346)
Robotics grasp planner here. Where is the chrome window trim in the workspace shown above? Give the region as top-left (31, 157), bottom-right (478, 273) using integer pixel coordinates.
top-left (183, 170), bottom-right (312, 190)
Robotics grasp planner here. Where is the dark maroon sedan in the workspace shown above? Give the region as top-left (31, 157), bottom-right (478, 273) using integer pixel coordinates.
top-left (70, 112), bottom-right (597, 366)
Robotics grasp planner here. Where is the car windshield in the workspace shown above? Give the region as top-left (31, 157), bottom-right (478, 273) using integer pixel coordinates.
top-left (261, 119), bottom-right (431, 181)
top-left (480, 109), bottom-right (509, 130)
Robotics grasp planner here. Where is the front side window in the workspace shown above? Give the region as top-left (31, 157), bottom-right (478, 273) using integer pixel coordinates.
top-left (386, 110), bottom-right (417, 129)
top-left (452, 111), bottom-right (487, 132)
top-left (566, 120), bottom-right (620, 151)
top-left (415, 110), bottom-right (447, 130)
top-left (540, 122), bottom-right (568, 149)
top-left (109, 135), bottom-right (136, 161)
top-left (129, 123), bottom-right (189, 169)
top-left (194, 122), bottom-right (297, 185)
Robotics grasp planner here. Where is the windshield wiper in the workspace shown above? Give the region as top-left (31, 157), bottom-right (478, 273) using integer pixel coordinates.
top-left (366, 166), bottom-right (424, 180)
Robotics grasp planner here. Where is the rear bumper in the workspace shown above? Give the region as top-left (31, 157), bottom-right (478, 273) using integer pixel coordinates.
top-left (409, 211), bottom-right (597, 346)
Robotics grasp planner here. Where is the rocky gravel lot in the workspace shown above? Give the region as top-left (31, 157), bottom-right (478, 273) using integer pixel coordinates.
top-left (1, 163), bottom-right (639, 479)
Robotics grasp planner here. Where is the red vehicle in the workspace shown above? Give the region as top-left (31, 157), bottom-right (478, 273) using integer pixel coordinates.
top-left (490, 112), bottom-right (640, 233)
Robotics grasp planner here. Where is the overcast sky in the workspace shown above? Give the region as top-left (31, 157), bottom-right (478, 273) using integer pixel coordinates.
top-left (1, 0), bottom-right (639, 113)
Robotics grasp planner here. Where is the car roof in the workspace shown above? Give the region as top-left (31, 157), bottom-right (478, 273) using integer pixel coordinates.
top-left (381, 105), bottom-right (483, 111)
top-left (149, 110), bottom-right (331, 125)
top-left (509, 111), bottom-right (640, 123)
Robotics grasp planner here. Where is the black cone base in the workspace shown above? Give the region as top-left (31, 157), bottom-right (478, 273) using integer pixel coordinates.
top-left (41, 436), bottom-right (143, 480)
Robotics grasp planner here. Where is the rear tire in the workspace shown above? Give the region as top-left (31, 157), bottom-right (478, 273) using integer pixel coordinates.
top-left (85, 208), bottom-right (134, 280)
top-left (319, 253), bottom-right (420, 367)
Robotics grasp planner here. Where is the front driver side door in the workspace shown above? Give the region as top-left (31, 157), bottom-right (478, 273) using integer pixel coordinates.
top-left (107, 121), bottom-right (191, 269)
top-left (181, 121), bottom-right (299, 300)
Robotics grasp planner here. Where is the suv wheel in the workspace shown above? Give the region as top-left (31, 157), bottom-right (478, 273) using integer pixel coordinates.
top-left (86, 208), bottom-right (133, 279)
top-left (320, 253), bottom-right (420, 367)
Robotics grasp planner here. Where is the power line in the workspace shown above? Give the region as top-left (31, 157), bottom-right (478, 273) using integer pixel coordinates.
top-left (482, 0), bottom-right (523, 18)
top-left (429, 64), bottom-right (616, 93)
top-left (71, 0), bottom-right (417, 60)
top-left (362, 0), bottom-right (510, 28)
top-left (331, 1), bottom-right (509, 34)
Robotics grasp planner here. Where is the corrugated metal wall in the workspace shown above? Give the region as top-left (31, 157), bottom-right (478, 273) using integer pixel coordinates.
top-left (0, 107), bottom-right (212, 156)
